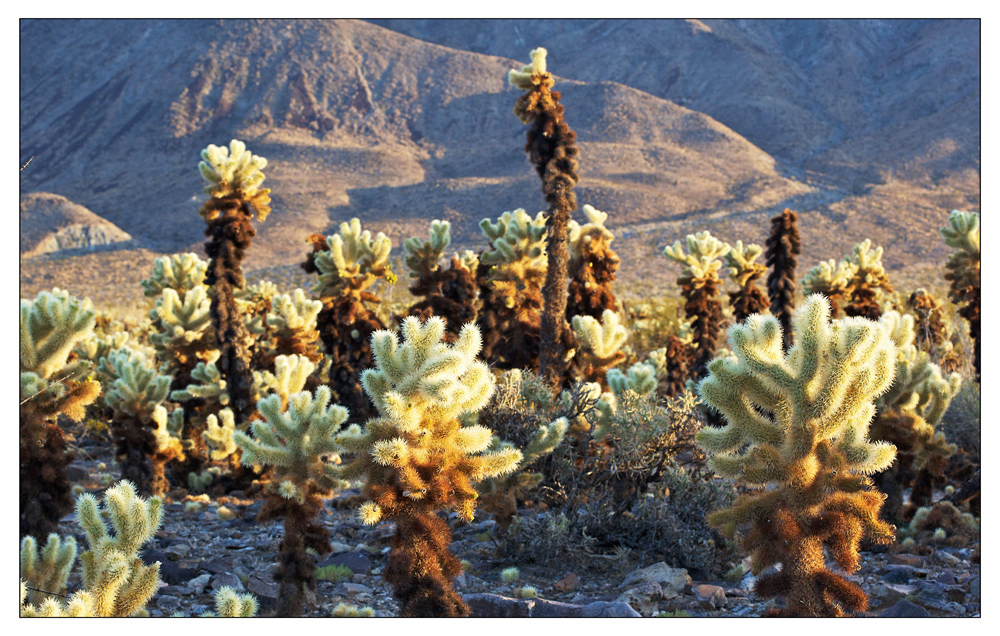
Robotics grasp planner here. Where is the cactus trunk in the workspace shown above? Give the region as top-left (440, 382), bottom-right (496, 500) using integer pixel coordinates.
top-left (385, 512), bottom-right (469, 617)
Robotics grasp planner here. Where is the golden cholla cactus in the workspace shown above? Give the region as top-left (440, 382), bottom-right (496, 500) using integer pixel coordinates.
top-left (802, 258), bottom-right (857, 318)
top-left (478, 208), bottom-right (548, 370)
top-left (141, 253), bottom-right (209, 299)
top-left (198, 139), bottom-right (271, 221)
top-left (697, 295), bottom-right (898, 616)
top-left (20, 289), bottom-right (101, 540)
top-left (208, 586), bottom-right (259, 617)
top-left (567, 204), bottom-right (620, 320)
top-left (20, 533), bottom-right (77, 606)
top-left (336, 317), bottom-right (520, 616)
top-left (724, 240), bottom-right (770, 323)
top-left (843, 239), bottom-right (893, 320)
top-left (940, 210), bottom-right (980, 378)
top-left (569, 309), bottom-right (628, 387)
top-left (311, 218), bottom-right (395, 300)
top-left (234, 361), bottom-right (349, 617)
top-left (664, 231), bottom-right (731, 377)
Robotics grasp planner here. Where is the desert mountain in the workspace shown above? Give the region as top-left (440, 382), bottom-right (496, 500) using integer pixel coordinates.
top-left (20, 192), bottom-right (132, 258)
top-left (19, 19), bottom-right (978, 309)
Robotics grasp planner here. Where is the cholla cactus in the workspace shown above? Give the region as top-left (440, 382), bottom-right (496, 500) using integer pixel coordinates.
top-left (403, 220), bottom-right (479, 342)
top-left (906, 289), bottom-right (952, 359)
top-left (608, 361), bottom-right (659, 399)
top-left (21, 481), bottom-right (163, 618)
top-left (478, 208), bottom-right (549, 370)
top-left (802, 258), bottom-right (856, 318)
top-left (697, 295), bottom-right (898, 616)
top-left (664, 231), bottom-right (731, 377)
top-left (870, 313), bottom-right (961, 523)
top-left (74, 330), bottom-right (131, 374)
top-left (302, 218), bottom-right (394, 420)
top-left (198, 140), bottom-right (269, 425)
top-left (509, 47), bottom-right (581, 389)
top-left (20, 533), bottom-right (77, 605)
top-left (100, 348), bottom-right (174, 495)
top-left (569, 309), bottom-right (627, 387)
top-left (234, 355), bottom-right (347, 617)
top-left (20, 289), bottom-right (101, 539)
top-left (567, 204), bottom-right (620, 320)
top-left (764, 208), bottom-right (801, 351)
top-left (149, 286), bottom-right (216, 384)
top-left (336, 317), bottom-right (521, 616)
top-left (265, 289), bottom-right (323, 364)
top-left (842, 239), bottom-right (893, 320)
top-left (940, 210), bottom-right (980, 379)
top-left (724, 240), bottom-right (770, 323)
top-left (141, 253), bottom-right (209, 299)
top-left (206, 586), bottom-right (259, 617)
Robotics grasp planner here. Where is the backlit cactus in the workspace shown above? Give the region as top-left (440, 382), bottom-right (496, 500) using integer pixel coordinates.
top-left (302, 217), bottom-right (395, 420)
top-left (20, 289), bottom-right (101, 539)
top-left (569, 309), bottom-right (628, 387)
top-left (697, 295), bottom-right (898, 616)
top-left (724, 240), bottom-right (770, 323)
top-left (403, 220), bottom-right (478, 342)
top-left (843, 239), bottom-right (893, 320)
top-left (940, 209), bottom-right (980, 379)
top-left (567, 204), bottom-right (620, 320)
top-left (141, 252), bottom-right (209, 299)
top-left (20, 533), bottom-right (77, 606)
top-left (664, 231), bottom-right (731, 377)
top-left (336, 317), bottom-right (521, 616)
top-left (510, 47), bottom-right (581, 389)
top-left (802, 258), bottom-right (856, 318)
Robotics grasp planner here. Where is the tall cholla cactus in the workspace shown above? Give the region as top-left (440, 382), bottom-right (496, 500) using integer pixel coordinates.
top-left (20, 289), bottom-right (101, 539)
top-left (569, 309), bottom-right (627, 388)
top-left (198, 139), bottom-right (271, 424)
top-left (567, 204), bottom-right (620, 320)
top-left (510, 47), bottom-right (581, 389)
top-left (235, 355), bottom-right (348, 617)
top-left (843, 239), bottom-right (893, 320)
top-left (697, 295), bottom-right (898, 617)
top-left (940, 209), bottom-right (980, 379)
top-left (802, 258), bottom-right (856, 318)
top-left (724, 240), bottom-right (770, 323)
top-left (20, 533), bottom-right (77, 606)
top-left (870, 312), bottom-right (961, 523)
top-left (336, 317), bottom-right (521, 617)
top-left (99, 348), bottom-right (177, 496)
top-left (403, 220), bottom-right (479, 342)
top-left (764, 208), bottom-right (801, 352)
top-left (477, 208), bottom-right (549, 369)
top-left (21, 481), bottom-right (163, 617)
top-left (664, 231), bottom-right (731, 377)
top-left (302, 217), bottom-right (394, 420)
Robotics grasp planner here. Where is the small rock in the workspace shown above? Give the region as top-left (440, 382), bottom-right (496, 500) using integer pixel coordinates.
top-left (943, 601), bottom-right (967, 615)
top-left (199, 557), bottom-right (234, 574)
top-left (463, 593), bottom-right (534, 617)
top-left (554, 572), bottom-right (579, 592)
top-left (333, 582), bottom-right (373, 596)
top-left (142, 549), bottom-right (198, 585)
top-left (157, 595), bottom-right (182, 613)
top-left (367, 523), bottom-right (396, 542)
top-left (889, 553), bottom-right (923, 567)
top-left (190, 604), bottom-right (209, 615)
top-left (163, 543), bottom-right (192, 560)
top-left (912, 581), bottom-right (950, 610)
top-left (692, 584), bottom-right (727, 609)
top-left (211, 572), bottom-right (244, 592)
top-left (161, 585), bottom-right (193, 596)
top-left (616, 581), bottom-right (663, 616)
top-left (188, 573), bottom-right (212, 594)
top-left (882, 566), bottom-right (916, 584)
top-left (878, 600), bottom-right (931, 617)
top-left (618, 562), bottom-right (690, 599)
top-left (246, 576), bottom-right (279, 599)
top-left (328, 541), bottom-right (354, 554)
top-left (968, 576), bottom-right (980, 599)
top-left (580, 601), bottom-right (641, 618)
top-left (933, 550), bottom-right (961, 566)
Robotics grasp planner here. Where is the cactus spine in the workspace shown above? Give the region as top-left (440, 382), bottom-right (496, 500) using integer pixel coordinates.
top-left (510, 47), bottom-right (581, 389)
top-left (697, 295), bottom-right (898, 616)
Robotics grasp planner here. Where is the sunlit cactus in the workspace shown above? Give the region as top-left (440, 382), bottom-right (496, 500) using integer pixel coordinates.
top-left (20, 533), bottom-right (77, 605)
top-left (478, 208), bottom-right (549, 370)
top-left (302, 217), bottom-right (395, 420)
top-left (206, 586), bottom-right (259, 617)
top-left (569, 309), bottom-right (628, 387)
top-left (21, 482), bottom-right (163, 617)
top-left (336, 317), bottom-right (521, 616)
top-left (724, 240), bottom-right (770, 323)
top-left (802, 258), bottom-right (856, 318)
top-left (509, 46), bottom-right (581, 389)
top-left (141, 252), bottom-right (209, 299)
top-left (403, 220), bottom-right (479, 342)
top-left (20, 288), bottom-right (101, 539)
top-left (697, 295), bottom-right (898, 616)
top-left (842, 239), bottom-right (893, 320)
top-left (940, 209), bottom-right (980, 379)
top-left (567, 204), bottom-right (620, 320)
top-left (664, 231), bottom-right (731, 377)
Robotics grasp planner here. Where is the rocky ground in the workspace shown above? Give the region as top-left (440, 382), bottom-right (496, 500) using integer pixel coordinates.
top-left (54, 433), bottom-right (980, 619)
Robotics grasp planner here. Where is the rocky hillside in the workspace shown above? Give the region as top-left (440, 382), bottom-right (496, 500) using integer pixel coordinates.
top-left (19, 19), bottom-right (979, 306)
top-left (20, 192), bottom-right (132, 258)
